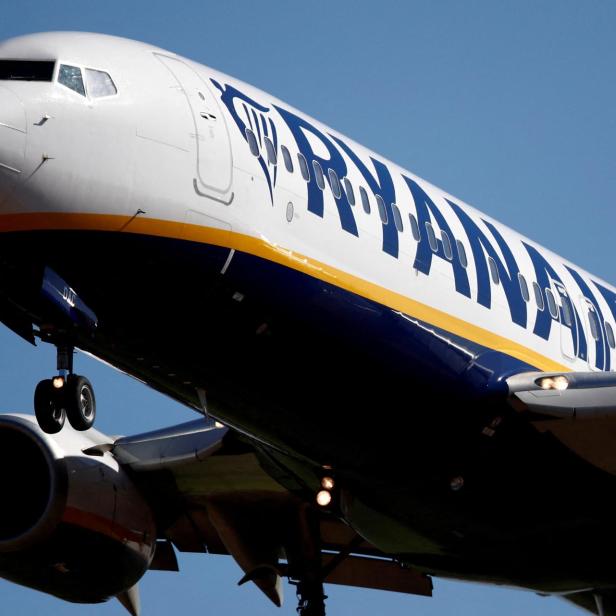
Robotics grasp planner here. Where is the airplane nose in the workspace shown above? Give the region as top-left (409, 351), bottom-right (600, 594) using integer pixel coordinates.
top-left (0, 85), bottom-right (27, 206)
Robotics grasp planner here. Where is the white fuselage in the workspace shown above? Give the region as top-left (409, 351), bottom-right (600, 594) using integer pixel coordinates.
top-left (0, 32), bottom-right (612, 382)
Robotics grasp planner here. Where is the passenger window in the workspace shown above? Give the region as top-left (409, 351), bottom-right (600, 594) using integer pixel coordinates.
top-left (392, 204), bottom-right (403, 232)
top-left (456, 240), bottom-right (467, 268)
top-left (328, 169), bottom-right (342, 199)
top-left (245, 128), bottom-right (259, 157)
top-left (298, 153), bottom-right (310, 181)
top-left (588, 306), bottom-right (600, 341)
top-left (409, 214), bottom-right (420, 241)
top-left (533, 282), bottom-right (544, 311)
top-left (359, 186), bottom-right (371, 213)
top-left (343, 178), bottom-right (355, 205)
top-left (441, 231), bottom-right (452, 260)
top-left (85, 68), bottom-right (117, 97)
top-left (375, 195), bottom-right (388, 224)
top-left (313, 161), bottom-right (325, 190)
top-left (561, 295), bottom-right (573, 327)
top-left (606, 321), bottom-right (616, 349)
top-left (488, 257), bottom-right (499, 284)
top-left (58, 64), bottom-right (85, 96)
top-left (264, 136), bottom-right (277, 165)
top-left (518, 273), bottom-right (529, 302)
top-left (281, 145), bottom-right (294, 172)
top-left (545, 288), bottom-right (558, 319)
top-left (425, 222), bottom-right (438, 252)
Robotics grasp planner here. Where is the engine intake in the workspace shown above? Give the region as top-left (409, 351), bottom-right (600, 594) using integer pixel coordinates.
top-left (0, 422), bottom-right (60, 547)
top-left (0, 414), bottom-right (156, 604)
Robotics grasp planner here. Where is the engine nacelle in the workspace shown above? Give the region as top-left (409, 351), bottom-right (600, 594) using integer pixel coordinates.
top-left (0, 414), bottom-right (156, 604)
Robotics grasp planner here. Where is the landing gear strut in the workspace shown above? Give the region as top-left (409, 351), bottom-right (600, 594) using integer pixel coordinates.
top-left (33, 344), bottom-right (96, 434)
top-left (293, 578), bottom-right (327, 616)
top-left (287, 504), bottom-right (327, 616)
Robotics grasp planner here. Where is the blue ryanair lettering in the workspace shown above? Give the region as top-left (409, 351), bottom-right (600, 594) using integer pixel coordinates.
top-left (273, 106), bottom-right (358, 237)
top-left (211, 82), bottom-right (616, 368)
top-left (211, 80), bottom-right (277, 203)
top-left (448, 200), bottom-right (526, 327)
top-left (523, 244), bottom-right (586, 359)
top-left (594, 281), bottom-right (616, 321)
top-left (403, 179), bottom-right (470, 298)
top-left (568, 268), bottom-right (609, 370)
top-left (331, 136), bottom-right (398, 257)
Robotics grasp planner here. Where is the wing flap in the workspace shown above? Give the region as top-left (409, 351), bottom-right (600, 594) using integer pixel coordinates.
top-left (321, 553), bottom-right (432, 596)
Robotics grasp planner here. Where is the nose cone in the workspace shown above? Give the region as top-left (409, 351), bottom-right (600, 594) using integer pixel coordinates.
top-left (0, 86), bottom-right (26, 206)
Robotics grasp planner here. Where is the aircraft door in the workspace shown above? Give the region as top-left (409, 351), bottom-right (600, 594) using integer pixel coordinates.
top-left (155, 55), bottom-right (233, 202)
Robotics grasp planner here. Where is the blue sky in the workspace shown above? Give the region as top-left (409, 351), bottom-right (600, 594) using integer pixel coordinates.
top-left (0, 0), bottom-right (613, 614)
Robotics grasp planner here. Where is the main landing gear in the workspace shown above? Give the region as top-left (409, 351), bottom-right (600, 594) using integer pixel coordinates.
top-left (288, 504), bottom-right (327, 616)
top-left (33, 344), bottom-right (96, 434)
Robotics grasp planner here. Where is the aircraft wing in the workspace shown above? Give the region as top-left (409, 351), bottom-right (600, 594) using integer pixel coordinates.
top-left (102, 419), bottom-right (433, 607)
top-left (507, 370), bottom-right (616, 420)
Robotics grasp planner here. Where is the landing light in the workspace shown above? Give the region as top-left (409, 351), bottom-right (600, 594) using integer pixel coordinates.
top-left (538, 375), bottom-right (569, 391)
top-left (316, 490), bottom-right (332, 507)
top-left (450, 476), bottom-right (464, 492)
top-left (52, 376), bottom-right (65, 389)
top-left (321, 476), bottom-right (335, 490)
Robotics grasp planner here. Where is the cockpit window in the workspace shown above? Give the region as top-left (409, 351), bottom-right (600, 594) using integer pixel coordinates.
top-left (58, 64), bottom-right (85, 96)
top-left (0, 60), bottom-right (55, 81)
top-left (85, 69), bottom-right (117, 98)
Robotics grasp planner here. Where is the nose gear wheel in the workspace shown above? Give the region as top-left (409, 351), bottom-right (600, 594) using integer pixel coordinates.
top-left (33, 379), bottom-right (65, 434)
top-left (65, 375), bottom-right (96, 431)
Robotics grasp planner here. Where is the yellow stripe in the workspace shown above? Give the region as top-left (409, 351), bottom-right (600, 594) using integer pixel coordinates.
top-left (0, 212), bottom-right (569, 372)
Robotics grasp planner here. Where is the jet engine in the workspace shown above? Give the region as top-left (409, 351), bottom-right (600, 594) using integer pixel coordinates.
top-left (0, 414), bottom-right (156, 605)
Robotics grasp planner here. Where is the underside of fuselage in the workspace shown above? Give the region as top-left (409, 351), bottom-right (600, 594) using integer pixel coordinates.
top-left (2, 227), bottom-right (616, 594)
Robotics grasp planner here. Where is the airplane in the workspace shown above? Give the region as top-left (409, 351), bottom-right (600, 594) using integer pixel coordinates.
top-left (0, 30), bottom-right (615, 616)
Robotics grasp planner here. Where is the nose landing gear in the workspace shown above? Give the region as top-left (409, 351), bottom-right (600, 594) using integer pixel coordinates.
top-left (33, 378), bottom-right (67, 435)
top-left (33, 344), bottom-right (96, 434)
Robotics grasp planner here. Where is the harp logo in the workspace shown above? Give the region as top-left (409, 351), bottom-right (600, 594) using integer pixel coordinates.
top-left (211, 80), bottom-right (279, 203)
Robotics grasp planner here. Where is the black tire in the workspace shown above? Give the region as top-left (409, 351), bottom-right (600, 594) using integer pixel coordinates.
top-left (65, 375), bottom-right (96, 431)
top-left (34, 379), bottom-right (66, 434)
